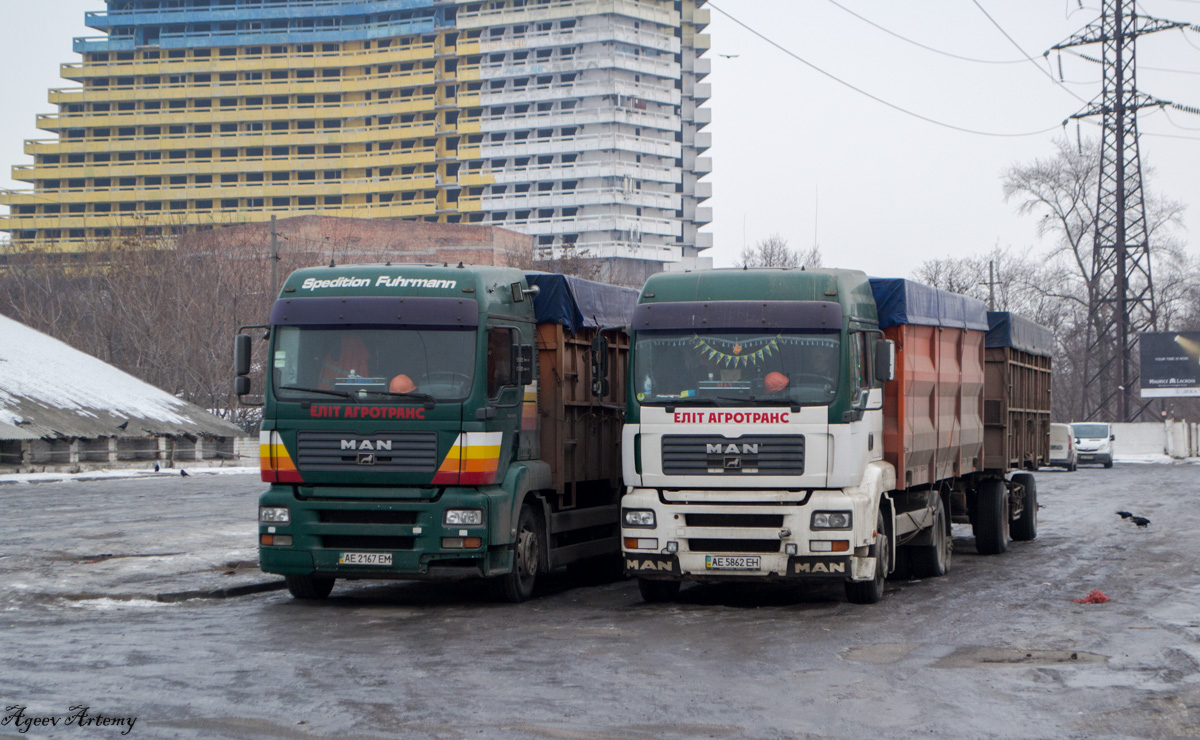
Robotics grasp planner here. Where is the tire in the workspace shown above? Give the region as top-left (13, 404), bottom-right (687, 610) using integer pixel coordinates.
top-left (845, 510), bottom-right (890, 604)
top-left (637, 578), bottom-right (681, 603)
top-left (909, 497), bottom-right (952, 578)
top-left (490, 503), bottom-right (541, 603)
top-left (1068, 461), bottom-right (1077, 472)
top-left (973, 478), bottom-right (1009, 555)
top-left (1011, 472), bottom-right (1038, 542)
top-left (1103, 458), bottom-right (1114, 469)
top-left (285, 574), bottom-right (335, 600)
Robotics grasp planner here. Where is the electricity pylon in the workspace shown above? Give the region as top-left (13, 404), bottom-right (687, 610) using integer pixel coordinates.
top-left (1050, 0), bottom-right (1186, 422)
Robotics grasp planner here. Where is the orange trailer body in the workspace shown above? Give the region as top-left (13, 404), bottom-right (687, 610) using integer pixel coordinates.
top-left (882, 323), bottom-right (987, 490)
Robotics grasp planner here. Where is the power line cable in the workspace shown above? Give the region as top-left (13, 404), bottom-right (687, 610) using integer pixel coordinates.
top-left (823, 0), bottom-right (1026, 64)
top-left (970, 0), bottom-right (1092, 104)
top-left (707, 2), bottom-right (1062, 138)
top-left (1060, 47), bottom-right (1200, 75)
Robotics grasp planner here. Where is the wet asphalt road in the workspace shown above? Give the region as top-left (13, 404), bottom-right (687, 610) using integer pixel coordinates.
top-left (2, 463), bottom-right (1199, 739)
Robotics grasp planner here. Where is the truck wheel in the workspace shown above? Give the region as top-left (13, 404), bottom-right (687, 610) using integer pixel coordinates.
top-left (490, 503), bottom-right (541, 603)
top-left (910, 498), bottom-right (952, 578)
top-left (285, 574), bottom-right (335, 600)
top-left (845, 510), bottom-right (889, 604)
top-left (637, 578), bottom-right (681, 603)
top-left (1010, 472), bottom-right (1038, 542)
top-left (973, 478), bottom-right (1009, 555)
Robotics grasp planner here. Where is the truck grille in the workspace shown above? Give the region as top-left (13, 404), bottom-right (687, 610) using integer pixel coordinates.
top-left (296, 431), bottom-right (438, 473)
top-left (316, 510), bottom-right (418, 525)
top-left (685, 513), bottom-right (785, 528)
top-left (687, 538), bottom-right (782, 553)
top-left (321, 535), bottom-right (414, 550)
top-left (661, 435), bottom-right (804, 476)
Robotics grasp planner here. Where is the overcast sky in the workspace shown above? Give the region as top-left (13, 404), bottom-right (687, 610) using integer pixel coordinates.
top-left (1, 0), bottom-right (1197, 279)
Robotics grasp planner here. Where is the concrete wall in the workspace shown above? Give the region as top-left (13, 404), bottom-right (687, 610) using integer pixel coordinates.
top-left (1110, 421), bottom-right (1200, 458)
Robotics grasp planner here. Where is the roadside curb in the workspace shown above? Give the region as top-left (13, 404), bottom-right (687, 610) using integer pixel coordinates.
top-left (55, 579), bottom-right (288, 604)
top-left (154, 579), bottom-right (288, 602)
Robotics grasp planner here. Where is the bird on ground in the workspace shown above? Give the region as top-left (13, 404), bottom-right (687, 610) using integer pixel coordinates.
top-left (1117, 511), bottom-right (1133, 519)
top-left (116, 420), bottom-right (129, 430)
top-left (154, 463), bottom-right (160, 472)
top-left (180, 469), bottom-right (190, 477)
top-left (1130, 516), bottom-right (1150, 527)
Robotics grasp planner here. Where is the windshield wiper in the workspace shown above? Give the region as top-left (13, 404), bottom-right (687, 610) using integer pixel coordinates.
top-left (277, 385), bottom-right (355, 400)
top-left (355, 390), bottom-right (438, 409)
top-left (715, 396), bottom-right (806, 412)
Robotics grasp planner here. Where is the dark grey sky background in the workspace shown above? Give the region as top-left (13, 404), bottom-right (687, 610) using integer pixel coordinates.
top-left (2, 1), bottom-right (1197, 279)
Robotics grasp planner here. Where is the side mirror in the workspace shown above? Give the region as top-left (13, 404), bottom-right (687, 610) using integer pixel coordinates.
top-left (235, 375), bottom-right (252, 397)
top-left (1110, 434), bottom-right (1116, 441)
top-left (514, 344), bottom-right (534, 387)
top-left (590, 334), bottom-right (610, 398)
top-left (874, 339), bottom-right (896, 383)
top-left (234, 333), bottom-right (252, 377)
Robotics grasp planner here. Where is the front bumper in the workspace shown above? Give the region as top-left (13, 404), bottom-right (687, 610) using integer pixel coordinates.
top-left (620, 487), bottom-right (876, 582)
top-left (257, 484), bottom-right (512, 580)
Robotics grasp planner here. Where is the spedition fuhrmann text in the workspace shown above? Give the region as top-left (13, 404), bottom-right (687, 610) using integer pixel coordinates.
top-left (3, 705), bottom-right (137, 735)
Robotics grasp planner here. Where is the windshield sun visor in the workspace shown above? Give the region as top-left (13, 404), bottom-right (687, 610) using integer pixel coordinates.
top-left (633, 301), bottom-right (843, 332)
top-left (271, 296), bottom-right (479, 327)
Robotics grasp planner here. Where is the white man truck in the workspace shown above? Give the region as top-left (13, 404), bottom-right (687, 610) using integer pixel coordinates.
top-left (615, 268), bottom-right (1051, 603)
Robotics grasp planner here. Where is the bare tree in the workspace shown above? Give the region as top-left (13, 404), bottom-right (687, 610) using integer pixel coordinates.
top-left (736, 234), bottom-right (822, 269)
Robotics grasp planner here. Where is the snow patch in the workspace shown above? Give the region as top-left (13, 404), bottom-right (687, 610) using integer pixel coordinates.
top-left (0, 314), bottom-right (193, 424)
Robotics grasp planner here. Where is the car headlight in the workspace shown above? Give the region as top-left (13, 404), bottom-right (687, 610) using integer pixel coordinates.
top-left (259, 506), bottom-right (290, 524)
top-left (623, 509), bottom-right (656, 528)
top-left (811, 511), bottom-right (852, 530)
top-left (444, 509), bottom-right (484, 527)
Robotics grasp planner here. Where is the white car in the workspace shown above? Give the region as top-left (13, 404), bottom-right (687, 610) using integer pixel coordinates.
top-left (1049, 423), bottom-right (1077, 471)
top-left (1070, 422), bottom-right (1114, 468)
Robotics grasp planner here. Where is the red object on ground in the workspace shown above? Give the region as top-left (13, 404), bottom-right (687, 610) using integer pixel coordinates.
top-left (1073, 589), bottom-right (1110, 604)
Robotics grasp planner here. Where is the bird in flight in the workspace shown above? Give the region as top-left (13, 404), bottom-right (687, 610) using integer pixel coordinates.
top-left (719, 53), bottom-right (739, 58)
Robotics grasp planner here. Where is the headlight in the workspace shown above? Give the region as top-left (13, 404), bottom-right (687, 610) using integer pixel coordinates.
top-left (259, 506), bottom-right (290, 524)
top-left (444, 509), bottom-right (484, 527)
top-left (623, 509), bottom-right (656, 528)
top-left (811, 511), bottom-right (852, 530)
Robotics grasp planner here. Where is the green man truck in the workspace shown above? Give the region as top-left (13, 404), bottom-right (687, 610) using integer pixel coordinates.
top-left (235, 264), bottom-right (635, 601)
top-left (615, 268), bottom-right (1051, 603)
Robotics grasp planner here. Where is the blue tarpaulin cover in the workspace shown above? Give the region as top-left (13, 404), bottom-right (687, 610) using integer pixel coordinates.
top-left (525, 273), bottom-right (638, 333)
top-left (986, 311), bottom-right (1054, 357)
top-left (868, 278), bottom-right (990, 331)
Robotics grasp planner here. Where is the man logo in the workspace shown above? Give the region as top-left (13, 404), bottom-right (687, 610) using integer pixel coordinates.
top-left (625, 558), bottom-right (674, 572)
top-left (342, 439), bottom-right (393, 451)
top-left (707, 443), bottom-right (759, 455)
top-left (793, 561), bottom-right (846, 574)
top-left (357, 453), bottom-right (376, 466)
top-left (724, 457), bottom-right (742, 470)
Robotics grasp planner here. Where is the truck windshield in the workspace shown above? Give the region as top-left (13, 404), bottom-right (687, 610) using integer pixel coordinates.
top-left (633, 330), bottom-right (840, 406)
top-left (1071, 424), bottom-right (1109, 439)
top-left (271, 326), bottom-right (476, 402)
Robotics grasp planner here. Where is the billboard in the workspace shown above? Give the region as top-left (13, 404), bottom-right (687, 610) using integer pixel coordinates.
top-left (1140, 332), bottom-right (1200, 398)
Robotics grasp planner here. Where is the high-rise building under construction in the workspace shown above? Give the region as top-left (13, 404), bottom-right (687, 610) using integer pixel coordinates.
top-left (1, 0), bottom-right (712, 280)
